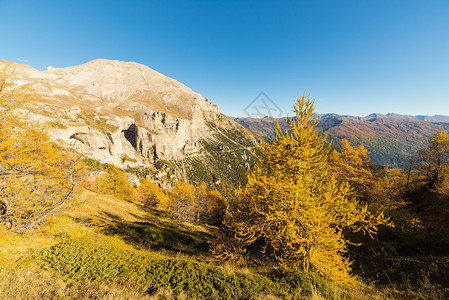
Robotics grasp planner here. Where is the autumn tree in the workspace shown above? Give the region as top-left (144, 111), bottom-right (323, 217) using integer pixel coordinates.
top-left (329, 139), bottom-right (418, 230)
top-left (167, 181), bottom-right (228, 224)
top-left (212, 95), bottom-right (387, 283)
top-left (414, 131), bottom-right (449, 200)
top-left (418, 130), bottom-right (449, 186)
top-left (138, 178), bottom-right (167, 208)
top-left (205, 188), bottom-right (227, 226)
top-left (195, 182), bottom-right (227, 225)
top-left (0, 66), bottom-right (84, 233)
top-left (433, 174), bottom-right (449, 200)
top-left (328, 139), bottom-right (376, 201)
top-left (167, 180), bottom-right (197, 222)
top-left (99, 166), bottom-right (136, 202)
top-left (373, 167), bottom-right (420, 229)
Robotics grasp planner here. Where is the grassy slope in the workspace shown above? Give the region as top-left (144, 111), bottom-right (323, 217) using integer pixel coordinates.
top-left (69, 190), bottom-right (217, 256)
top-left (346, 185), bottom-right (449, 300)
top-left (0, 190), bottom-right (348, 300)
top-left (2, 185), bottom-right (449, 299)
top-left (9, 187), bottom-right (449, 299)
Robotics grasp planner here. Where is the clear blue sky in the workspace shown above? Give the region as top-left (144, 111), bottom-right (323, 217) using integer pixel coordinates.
top-left (1, 0), bottom-right (448, 117)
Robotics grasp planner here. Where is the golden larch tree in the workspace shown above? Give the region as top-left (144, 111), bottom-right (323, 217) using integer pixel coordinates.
top-left (328, 139), bottom-right (376, 200)
top-left (99, 166), bottom-right (136, 202)
top-left (418, 130), bottom-right (449, 185)
top-left (0, 66), bottom-right (84, 233)
top-left (138, 178), bottom-right (168, 208)
top-left (329, 139), bottom-right (418, 230)
top-left (167, 180), bottom-right (197, 222)
top-left (194, 182), bottom-right (228, 225)
top-left (213, 95), bottom-right (387, 283)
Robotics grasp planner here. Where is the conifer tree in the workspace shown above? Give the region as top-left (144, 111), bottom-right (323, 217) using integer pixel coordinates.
top-left (328, 139), bottom-right (376, 200)
top-left (206, 189), bottom-right (228, 226)
top-left (138, 178), bottom-right (168, 208)
top-left (418, 130), bottom-right (449, 185)
top-left (167, 181), bottom-right (228, 224)
top-left (194, 182), bottom-right (228, 225)
top-left (329, 139), bottom-right (418, 230)
top-left (168, 180), bottom-right (197, 222)
top-left (0, 66), bottom-right (84, 233)
top-left (213, 95), bottom-right (387, 283)
top-left (99, 166), bottom-right (136, 202)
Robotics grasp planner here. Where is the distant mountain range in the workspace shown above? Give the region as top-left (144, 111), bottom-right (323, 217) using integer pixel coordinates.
top-left (318, 113), bottom-right (449, 123)
top-left (233, 114), bottom-right (449, 166)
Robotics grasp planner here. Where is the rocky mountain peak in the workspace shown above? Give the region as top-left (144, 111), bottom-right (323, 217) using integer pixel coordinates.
top-left (4, 59), bottom-right (218, 119)
top-left (1, 59), bottom-right (257, 189)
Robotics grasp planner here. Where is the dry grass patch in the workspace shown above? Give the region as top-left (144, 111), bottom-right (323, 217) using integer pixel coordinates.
top-left (0, 266), bottom-right (161, 300)
top-left (71, 189), bottom-right (147, 223)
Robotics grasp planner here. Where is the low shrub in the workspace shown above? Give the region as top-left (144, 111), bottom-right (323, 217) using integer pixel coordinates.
top-left (39, 235), bottom-right (312, 299)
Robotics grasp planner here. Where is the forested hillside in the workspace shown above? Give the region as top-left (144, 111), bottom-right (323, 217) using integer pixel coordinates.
top-left (234, 115), bottom-right (449, 166)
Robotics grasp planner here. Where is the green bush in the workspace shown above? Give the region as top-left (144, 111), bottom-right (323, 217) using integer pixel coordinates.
top-left (39, 235), bottom-right (318, 299)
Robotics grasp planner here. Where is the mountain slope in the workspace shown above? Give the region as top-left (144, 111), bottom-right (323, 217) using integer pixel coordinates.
top-left (2, 59), bottom-right (259, 188)
top-left (233, 115), bottom-right (449, 166)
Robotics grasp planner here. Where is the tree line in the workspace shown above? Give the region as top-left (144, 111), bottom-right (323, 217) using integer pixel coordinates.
top-left (93, 164), bottom-right (227, 226)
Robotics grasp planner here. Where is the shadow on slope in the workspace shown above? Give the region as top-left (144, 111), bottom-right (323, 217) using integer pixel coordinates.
top-left (349, 187), bottom-right (449, 298)
top-left (101, 207), bottom-right (215, 255)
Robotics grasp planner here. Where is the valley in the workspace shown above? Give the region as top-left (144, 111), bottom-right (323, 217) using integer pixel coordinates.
top-left (234, 114), bottom-right (449, 166)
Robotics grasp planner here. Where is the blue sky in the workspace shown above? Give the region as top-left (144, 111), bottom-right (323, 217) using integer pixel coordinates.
top-left (1, 0), bottom-right (448, 117)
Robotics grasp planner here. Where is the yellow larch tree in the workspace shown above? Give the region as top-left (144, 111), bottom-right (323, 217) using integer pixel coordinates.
top-left (99, 166), bottom-right (136, 202)
top-left (418, 130), bottom-right (449, 186)
top-left (167, 180), bottom-right (197, 222)
top-left (0, 66), bottom-right (84, 234)
top-left (419, 131), bottom-right (449, 200)
top-left (329, 139), bottom-right (418, 230)
top-left (206, 188), bottom-right (228, 226)
top-left (167, 181), bottom-right (228, 224)
top-left (194, 182), bottom-right (228, 225)
top-left (328, 139), bottom-right (376, 200)
top-left (212, 95), bottom-right (388, 283)
top-left (138, 178), bottom-right (168, 208)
